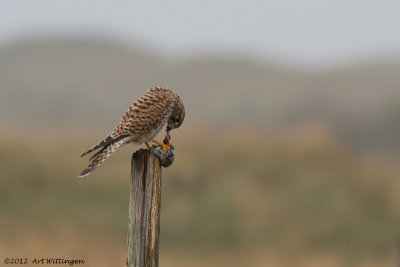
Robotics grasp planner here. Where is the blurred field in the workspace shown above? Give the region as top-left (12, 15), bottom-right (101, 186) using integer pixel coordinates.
top-left (1, 38), bottom-right (400, 266)
top-left (1, 123), bottom-right (399, 266)
top-left (1, 38), bottom-right (400, 155)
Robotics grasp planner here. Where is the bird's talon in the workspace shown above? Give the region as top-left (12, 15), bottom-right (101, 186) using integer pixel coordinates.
top-left (151, 139), bottom-right (171, 155)
top-left (162, 143), bottom-right (170, 155)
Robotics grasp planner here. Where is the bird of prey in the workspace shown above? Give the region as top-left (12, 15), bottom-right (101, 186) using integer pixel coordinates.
top-left (79, 87), bottom-right (185, 177)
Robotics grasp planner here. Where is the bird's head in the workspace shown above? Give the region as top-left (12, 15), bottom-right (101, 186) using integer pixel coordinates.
top-left (167, 101), bottom-right (185, 131)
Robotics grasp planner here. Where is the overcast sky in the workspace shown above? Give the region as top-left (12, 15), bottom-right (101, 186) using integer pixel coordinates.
top-left (1, 0), bottom-right (399, 67)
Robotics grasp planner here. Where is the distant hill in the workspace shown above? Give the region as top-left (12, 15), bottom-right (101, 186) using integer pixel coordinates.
top-left (0, 37), bottom-right (399, 154)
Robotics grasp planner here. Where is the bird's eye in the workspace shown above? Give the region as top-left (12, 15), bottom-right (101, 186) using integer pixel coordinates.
top-left (174, 118), bottom-right (180, 124)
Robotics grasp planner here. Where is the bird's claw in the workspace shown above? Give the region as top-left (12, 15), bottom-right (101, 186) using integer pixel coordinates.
top-left (161, 143), bottom-right (171, 155)
top-left (152, 139), bottom-right (173, 155)
top-left (150, 143), bottom-right (175, 167)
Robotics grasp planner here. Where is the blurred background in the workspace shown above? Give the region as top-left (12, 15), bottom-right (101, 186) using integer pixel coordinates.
top-left (1, 1), bottom-right (400, 266)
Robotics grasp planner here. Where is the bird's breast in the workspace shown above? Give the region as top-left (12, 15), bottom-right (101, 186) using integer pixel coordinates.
top-left (125, 131), bottom-right (158, 144)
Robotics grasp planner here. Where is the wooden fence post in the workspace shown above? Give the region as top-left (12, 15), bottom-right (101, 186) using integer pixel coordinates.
top-left (126, 149), bottom-right (162, 267)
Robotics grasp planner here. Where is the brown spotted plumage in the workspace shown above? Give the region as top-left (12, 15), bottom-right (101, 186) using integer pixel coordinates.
top-left (79, 87), bottom-right (185, 177)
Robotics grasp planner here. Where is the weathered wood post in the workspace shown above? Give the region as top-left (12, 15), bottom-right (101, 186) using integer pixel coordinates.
top-left (126, 149), bottom-right (162, 267)
top-left (126, 147), bottom-right (174, 267)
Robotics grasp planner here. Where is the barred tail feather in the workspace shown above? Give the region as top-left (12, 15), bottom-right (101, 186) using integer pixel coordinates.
top-left (79, 138), bottom-right (126, 177)
top-left (80, 134), bottom-right (129, 157)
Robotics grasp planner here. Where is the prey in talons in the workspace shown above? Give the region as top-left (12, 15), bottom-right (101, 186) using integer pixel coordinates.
top-left (145, 126), bottom-right (172, 155)
top-left (150, 127), bottom-right (175, 167)
top-left (79, 87), bottom-right (184, 177)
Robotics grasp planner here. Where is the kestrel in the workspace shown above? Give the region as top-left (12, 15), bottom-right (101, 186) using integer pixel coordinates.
top-left (79, 87), bottom-right (185, 177)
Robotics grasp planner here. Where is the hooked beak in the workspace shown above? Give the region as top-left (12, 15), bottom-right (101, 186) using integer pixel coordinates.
top-left (167, 121), bottom-right (172, 132)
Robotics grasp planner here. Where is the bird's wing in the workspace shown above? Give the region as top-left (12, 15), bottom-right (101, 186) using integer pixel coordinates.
top-left (112, 88), bottom-right (174, 137)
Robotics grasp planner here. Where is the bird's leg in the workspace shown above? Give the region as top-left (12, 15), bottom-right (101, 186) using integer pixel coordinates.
top-left (152, 139), bottom-right (170, 155)
top-left (145, 142), bottom-right (151, 149)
